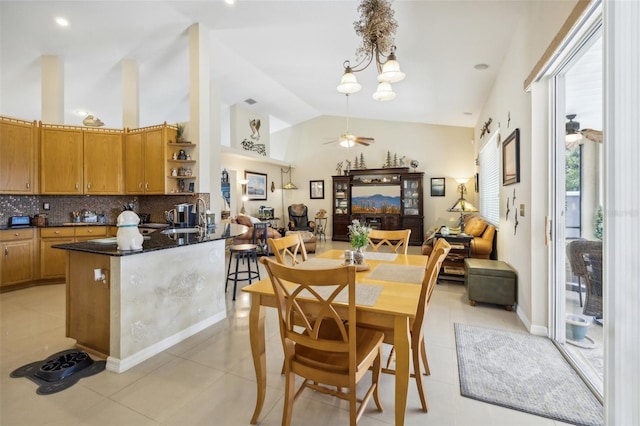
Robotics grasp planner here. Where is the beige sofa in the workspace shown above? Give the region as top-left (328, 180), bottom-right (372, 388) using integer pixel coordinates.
top-left (231, 214), bottom-right (282, 247)
top-left (422, 214), bottom-right (496, 259)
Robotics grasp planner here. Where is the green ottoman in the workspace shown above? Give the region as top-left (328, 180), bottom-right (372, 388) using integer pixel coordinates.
top-left (464, 258), bottom-right (517, 310)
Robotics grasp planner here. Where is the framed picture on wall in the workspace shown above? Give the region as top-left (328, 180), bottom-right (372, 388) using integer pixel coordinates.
top-left (502, 128), bottom-right (520, 186)
top-left (245, 171), bottom-right (267, 200)
top-left (431, 178), bottom-right (445, 196)
top-left (310, 180), bottom-right (324, 199)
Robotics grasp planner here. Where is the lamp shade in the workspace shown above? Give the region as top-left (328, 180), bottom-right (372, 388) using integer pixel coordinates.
top-left (447, 198), bottom-right (478, 213)
top-left (378, 58), bottom-right (406, 83)
top-left (372, 82), bottom-right (396, 101)
top-left (337, 71), bottom-right (362, 94)
top-left (283, 181), bottom-right (298, 190)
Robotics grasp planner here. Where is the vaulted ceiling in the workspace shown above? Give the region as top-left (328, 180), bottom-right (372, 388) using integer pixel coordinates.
top-left (1, 1), bottom-right (533, 132)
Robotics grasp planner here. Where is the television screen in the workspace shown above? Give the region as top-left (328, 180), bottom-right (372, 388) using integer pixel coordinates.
top-left (351, 185), bottom-right (401, 214)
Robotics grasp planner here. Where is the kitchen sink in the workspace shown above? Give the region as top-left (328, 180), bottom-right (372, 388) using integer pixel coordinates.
top-left (160, 227), bottom-right (200, 235)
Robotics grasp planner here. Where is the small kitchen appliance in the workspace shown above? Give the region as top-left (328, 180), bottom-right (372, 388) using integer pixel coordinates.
top-left (9, 216), bottom-right (31, 228)
top-left (164, 203), bottom-right (196, 228)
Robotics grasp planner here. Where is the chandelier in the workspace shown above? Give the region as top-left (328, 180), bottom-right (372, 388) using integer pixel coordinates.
top-left (337, 0), bottom-right (405, 101)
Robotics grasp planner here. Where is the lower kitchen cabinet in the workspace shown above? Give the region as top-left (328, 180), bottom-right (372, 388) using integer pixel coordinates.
top-left (40, 227), bottom-right (75, 279)
top-left (1, 229), bottom-right (35, 287)
top-left (40, 226), bottom-right (108, 280)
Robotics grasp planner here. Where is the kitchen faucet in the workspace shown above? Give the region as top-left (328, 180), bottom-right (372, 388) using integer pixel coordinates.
top-left (194, 197), bottom-right (208, 228)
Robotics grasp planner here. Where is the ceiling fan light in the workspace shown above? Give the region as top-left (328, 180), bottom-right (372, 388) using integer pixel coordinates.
top-left (378, 59), bottom-right (405, 83)
top-left (337, 71), bottom-right (362, 94)
top-left (372, 82), bottom-right (396, 101)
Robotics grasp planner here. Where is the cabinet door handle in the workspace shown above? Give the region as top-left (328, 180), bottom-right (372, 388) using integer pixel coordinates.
top-left (145, 183), bottom-right (149, 190)
top-left (88, 230), bottom-right (93, 233)
top-left (26, 182), bottom-right (30, 189)
top-left (139, 182), bottom-right (143, 190)
top-left (4, 246), bottom-right (8, 257)
top-left (87, 183), bottom-right (92, 190)
top-left (54, 231), bottom-right (60, 234)
top-left (75, 183), bottom-right (80, 190)
top-left (14, 232), bottom-right (20, 237)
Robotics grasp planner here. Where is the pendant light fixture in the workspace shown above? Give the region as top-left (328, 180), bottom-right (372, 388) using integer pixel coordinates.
top-left (337, 0), bottom-right (406, 101)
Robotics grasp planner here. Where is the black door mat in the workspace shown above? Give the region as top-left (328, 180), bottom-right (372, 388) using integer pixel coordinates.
top-left (10, 349), bottom-right (106, 395)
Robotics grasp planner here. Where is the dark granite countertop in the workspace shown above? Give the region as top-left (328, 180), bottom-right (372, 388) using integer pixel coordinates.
top-left (0, 223), bottom-right (114, 231)
top-left (52, 223), bottom-right (247, 257)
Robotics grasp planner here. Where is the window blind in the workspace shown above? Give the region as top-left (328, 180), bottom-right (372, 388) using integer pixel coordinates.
top-left (479, 133), bottom-right (500, 227)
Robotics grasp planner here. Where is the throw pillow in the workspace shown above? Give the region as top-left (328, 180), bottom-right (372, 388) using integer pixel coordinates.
top-left (465, 217), bottom-right (487, 237)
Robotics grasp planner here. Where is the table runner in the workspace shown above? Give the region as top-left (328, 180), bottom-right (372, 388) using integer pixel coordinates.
top-left (366, 263), bottom-right (425, 284)
top-left (298, 284), bottom-right (383, 307)
top-left (363, 252), bottom-right (398, 261)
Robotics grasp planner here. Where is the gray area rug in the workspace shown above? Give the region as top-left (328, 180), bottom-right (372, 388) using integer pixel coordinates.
top-left (454, 323), bottom-right (603, 426)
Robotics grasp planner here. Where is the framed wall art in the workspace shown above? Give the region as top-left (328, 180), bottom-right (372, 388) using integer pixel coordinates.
top-left (430, 177), bottom-right (446, 196)
top-left (502, 128), bottom-right (520, 186)
top-left (245, 170), bottom-right (267, 200)
top-left (310, 180), bottom-right (324, 199)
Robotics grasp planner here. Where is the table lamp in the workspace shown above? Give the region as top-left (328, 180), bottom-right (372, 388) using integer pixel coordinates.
top-left (447, 178), bottom-right (478, 235)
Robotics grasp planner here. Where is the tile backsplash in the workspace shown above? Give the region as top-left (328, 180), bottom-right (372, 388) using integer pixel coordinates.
top-left (0, 193), bottom-right (210, 226)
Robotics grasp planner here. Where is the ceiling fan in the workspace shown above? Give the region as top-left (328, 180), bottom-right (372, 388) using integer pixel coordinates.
top-left (566, 114), bottom-right (603, 148)
top-left (324, 94), bottom-right (375, 147)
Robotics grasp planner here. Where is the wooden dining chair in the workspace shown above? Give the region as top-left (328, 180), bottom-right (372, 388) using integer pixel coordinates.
top-left (260, 257), bottom-right (384, 426)
top-left (367, 229), bottom-right (411, 255)
top-left (378, 237), bottom-right (450, 412)
top-left (268, 233), bottom-right (308, 266)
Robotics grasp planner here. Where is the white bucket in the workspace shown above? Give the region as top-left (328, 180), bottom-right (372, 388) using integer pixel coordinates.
top-left (566, 314), bottom-right (590, 341)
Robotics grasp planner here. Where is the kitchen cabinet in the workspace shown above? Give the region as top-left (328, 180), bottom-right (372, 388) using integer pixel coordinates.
top-left (83, 129), bottom-right (123, 194)
top-left (40, 125), bottom-right (84, 194)
top-left (0, 116), bottom-right (38, 194)
top-left (1, 228), bottom-right (35, 287)
top-left (40, 226), bottom-right (108, 280)
top-left (40, 125), bottom-right (124, 195)
top-left (167, 141), bottom-right (197, 194)
top-left (124, 125), bottom-right (166, 194)
top-left (40, 227), bottom-right (74, 279)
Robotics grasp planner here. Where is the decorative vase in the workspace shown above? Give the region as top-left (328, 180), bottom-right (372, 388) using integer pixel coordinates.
top-left (353, 247), bottom-right (365, 265)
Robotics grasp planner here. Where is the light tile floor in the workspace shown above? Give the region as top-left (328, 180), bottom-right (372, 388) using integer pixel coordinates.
top-left (1, 239), bottom-right (574, 425)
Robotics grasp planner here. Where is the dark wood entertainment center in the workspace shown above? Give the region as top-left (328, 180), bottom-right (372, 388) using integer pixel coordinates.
top-left (332, 168), bottom-right (424, 245)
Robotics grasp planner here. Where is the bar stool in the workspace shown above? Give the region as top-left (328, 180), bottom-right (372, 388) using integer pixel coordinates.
top-left (226, 243), bottom-right (261, 300)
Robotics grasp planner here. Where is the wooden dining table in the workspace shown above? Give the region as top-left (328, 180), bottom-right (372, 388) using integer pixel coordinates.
top-left (241, 249), bottom-right (428, 426)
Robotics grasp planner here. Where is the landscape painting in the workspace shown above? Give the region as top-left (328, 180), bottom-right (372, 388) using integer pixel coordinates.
top-left (351, 186), bottom-right (401, 214)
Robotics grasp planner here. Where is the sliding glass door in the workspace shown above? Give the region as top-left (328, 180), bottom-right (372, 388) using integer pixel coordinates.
top-left (550, 25), bottom-right (604, 398)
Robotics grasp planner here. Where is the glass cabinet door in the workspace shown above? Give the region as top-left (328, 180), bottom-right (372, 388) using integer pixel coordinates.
top-left (334, 180), bottom-right (349, 215)
top-left (403, 177), bottom-right (420, 215)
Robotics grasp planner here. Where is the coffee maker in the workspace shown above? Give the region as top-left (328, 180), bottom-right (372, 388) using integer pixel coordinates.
top-left (164, 203), bottom-right (196, 228)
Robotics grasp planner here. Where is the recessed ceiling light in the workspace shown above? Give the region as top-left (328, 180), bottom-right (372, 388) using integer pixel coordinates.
top-left (463, 112), bottom-right (472, 116)
top-left (244, 98), bottom-right (257, 105)
top-left (55, 17), bottom-right (69, 27)
top-left (474, 63), bottom-right (489, 70)
top-left (224, 0), bottom-right (235, 5)
top-left (76, 110), bottom-right (88, 116)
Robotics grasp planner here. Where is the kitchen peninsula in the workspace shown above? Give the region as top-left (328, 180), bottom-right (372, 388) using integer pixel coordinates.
top-left (53, 223), bottom-right (247, 373)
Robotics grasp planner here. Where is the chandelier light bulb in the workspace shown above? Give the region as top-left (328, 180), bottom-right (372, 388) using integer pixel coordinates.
top-left (337, 70), bottom-right (362, 94)
top-left (372, 82), bottom-right (396, 101)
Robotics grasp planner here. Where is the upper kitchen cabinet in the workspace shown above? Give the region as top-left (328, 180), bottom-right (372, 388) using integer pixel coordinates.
top-left (40, 124), bottom-right (124, 195)
top-left (0, 116), bottom-right (38, 194)
top-left (40, 124), bottom-right (84, 194)
top-left (124, 124), bottom-right (167, 195)
top-left (83, 129), bottom-right (123, 194)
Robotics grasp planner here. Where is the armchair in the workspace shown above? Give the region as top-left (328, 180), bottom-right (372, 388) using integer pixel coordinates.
top-left (287, 203), bottom-right (315, 232)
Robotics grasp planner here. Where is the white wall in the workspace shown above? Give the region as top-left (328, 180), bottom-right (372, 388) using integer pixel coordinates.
top-left (271, 115), bottom-right (474, 237)
top-left (474, 0), bottom-right (577, 331)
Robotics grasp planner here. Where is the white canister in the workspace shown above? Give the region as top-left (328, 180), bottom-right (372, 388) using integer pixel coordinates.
top-left (116, 211), bottom-right (143, 250)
